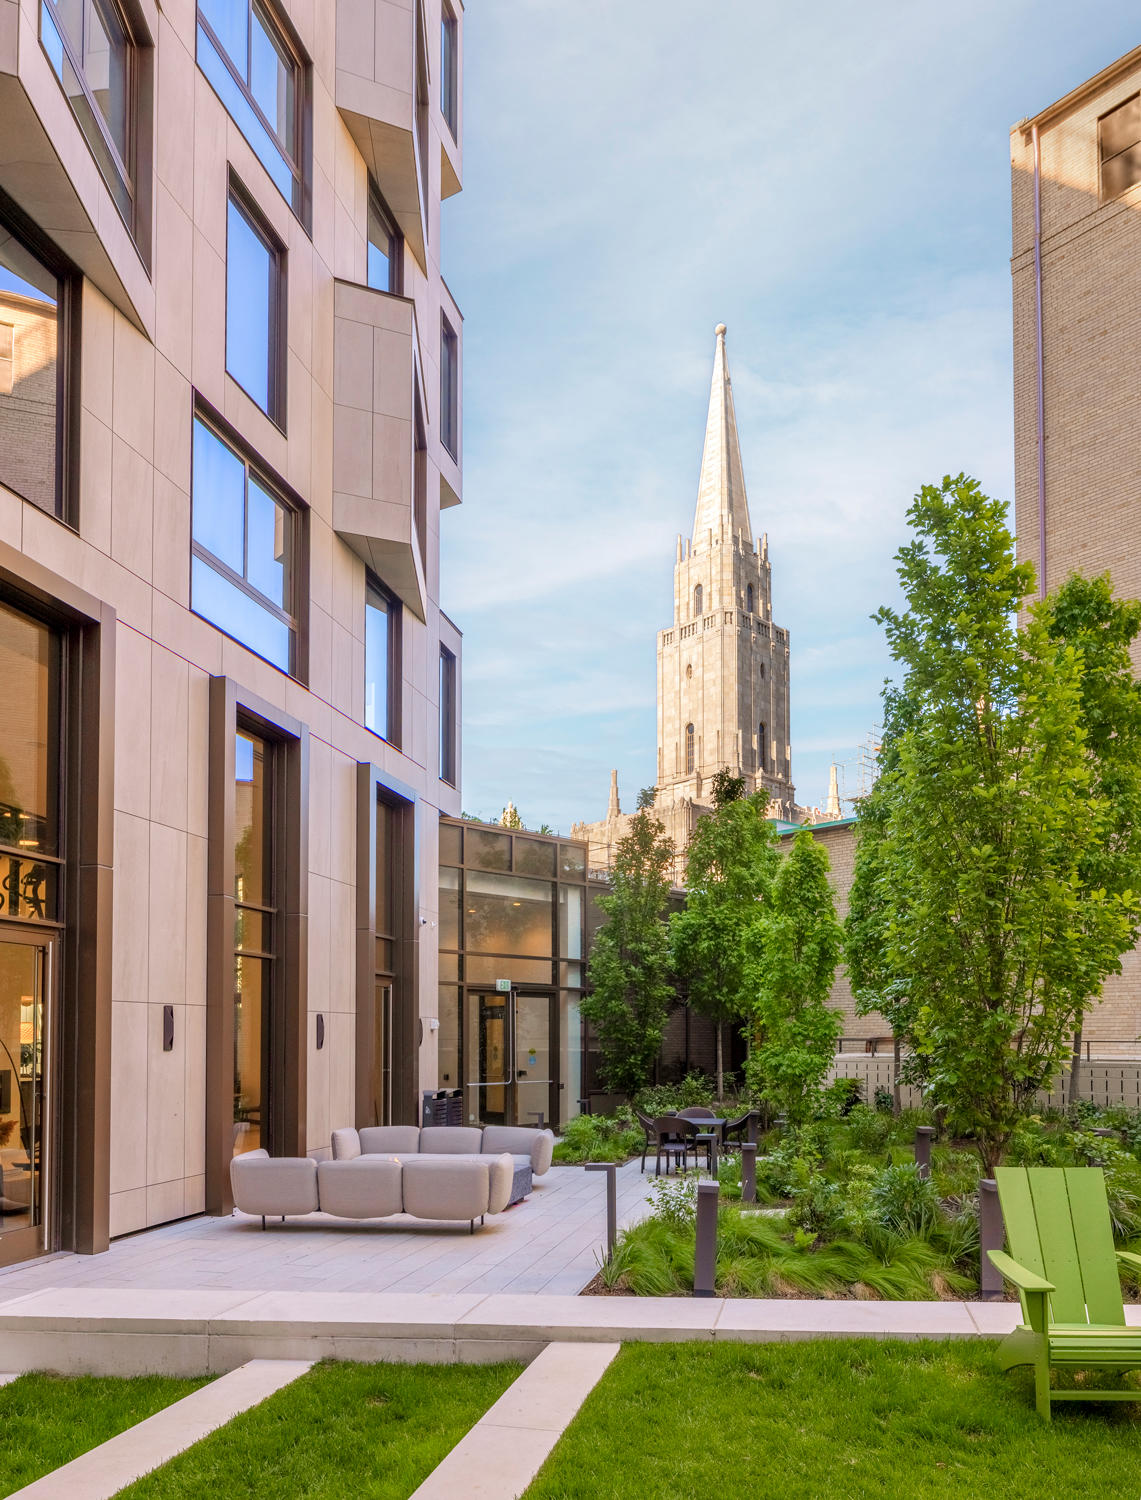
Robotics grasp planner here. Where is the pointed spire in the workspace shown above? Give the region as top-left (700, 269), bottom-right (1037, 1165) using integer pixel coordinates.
top-left (825, 764), bottom-right (841, 819)
top-left (692, 324), bottom-right (753, 544)
top-left (607, 770), bottom-right (621, 819)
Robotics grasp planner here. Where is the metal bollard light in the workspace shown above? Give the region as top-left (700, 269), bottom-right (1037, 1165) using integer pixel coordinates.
top-left (914, 1126), bottom-right (936, 1180)
top-left (693, 1181), bottom-right (719, 1298)
top-left (978, 1178), bottom-right (1004, 1301)
top-left (585, 1162), bottom-right (618, 1264)
top-left (741, 1142), bottom-right (757, 1205)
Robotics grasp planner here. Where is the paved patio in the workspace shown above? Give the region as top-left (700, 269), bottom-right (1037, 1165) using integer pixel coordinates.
top-left (0, 1161), bottom-right (655, 1305)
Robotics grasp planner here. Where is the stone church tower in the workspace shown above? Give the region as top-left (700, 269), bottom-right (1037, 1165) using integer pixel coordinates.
top-left (573, 325), bottom-right (797, 878)
top-left (657, 323), bottom-right (795, 820)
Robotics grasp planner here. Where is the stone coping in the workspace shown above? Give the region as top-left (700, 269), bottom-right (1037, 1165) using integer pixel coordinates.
top-left (5, 1286), bottom-right (1127, 1376)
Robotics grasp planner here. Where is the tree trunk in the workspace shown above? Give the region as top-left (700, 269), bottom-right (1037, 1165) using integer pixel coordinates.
top-left (1067, 1025), bottom-right (1084, 1109)
top-left (716, 1022), bottom-right (724, 1101)
top-left (892, 1035), bottom-right (902, 1117)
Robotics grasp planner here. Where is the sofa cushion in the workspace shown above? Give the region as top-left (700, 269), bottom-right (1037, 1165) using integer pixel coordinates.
top-left (401, 1156), bottom-right (492, 1220)
top-left (317, 1159), bottom-right (403, 1219)
top-left (360, 1125), bottom-right (422, 1155)
top-left (419, 1126), bottom-right (483, 1155)
top-left (331, 1127), bottom-right (361, 1160)
top-left (486, 1153), bottom-right (514, 1214)
top-left (230, 1152), bottom-right (319, 1217)
top-left (481, 1125), bottom-right (556, 1176)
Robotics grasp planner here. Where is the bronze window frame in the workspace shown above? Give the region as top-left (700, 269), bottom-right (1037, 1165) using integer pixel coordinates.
top-left (355, 763), bottom-right (419, 1128)
top-left (225, 176), bottom-right (288, 428)
top-left (367, 178), bottom-right (403, 296)
top-left (439, 645), bottom-right (457, 787)
top-left (206, 677), bottom-right (308, 1215)
top-left (0, 540), bottom-right (115, 1264)
top-left (0, 186), bottom-right (82, 527)
top-left (39, 0), bottom-right (138, 238)
top-left (440, 3), bottom-right (458, 140)
top-left (196, 0), bottom-right (310, 227)
top-left (190, 403), bottom-right (306, 681)
top-left (1098, 93), bottom-right (1141, 202)
top-left (440, 314), bottom-right (458, 460)
top-left (364, 574), bottom-right (403, 750)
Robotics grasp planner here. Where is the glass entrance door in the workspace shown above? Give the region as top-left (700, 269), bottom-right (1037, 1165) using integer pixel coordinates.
top-left (0, 933), bottom-right (49, 1266)
top-left (464, 990), bottom-right (553, 1127)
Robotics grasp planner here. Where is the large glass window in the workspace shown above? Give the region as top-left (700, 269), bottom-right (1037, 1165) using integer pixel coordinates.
top-left (0, 603), bottom-right (60, 921)
top-left (197, 0), bottom-right (306, 220)
top-left (1100, 95), bottom-right (1141, 201)
top-left (440, 5), bottom-right (458, 139)
top-left (191, 415), bottom-right (298, 674)
top-left (439, 646), bottom-right (456, 785)
top-left (41, 0), bottom-right (134, 226)
top-left (440, 316), bottom-right (458, 460)
top-left (233, 729), bottom-right (274, 1156)
top-left (685, 723), bottom-right (695, 775)
top-left (464, 871), bottom-right (553, 957)
top-left (367, 181), bottom-right (401, 295)
top-left (365, 579), bottom-right (400, 745)
top-left (0, 226), bottom-right (62, 518)
top-left (226, 190), bottom-right (283, 422)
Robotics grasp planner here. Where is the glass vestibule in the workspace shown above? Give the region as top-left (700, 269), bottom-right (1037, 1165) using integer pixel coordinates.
top-left (463, 988), bottom-right (554, 1128)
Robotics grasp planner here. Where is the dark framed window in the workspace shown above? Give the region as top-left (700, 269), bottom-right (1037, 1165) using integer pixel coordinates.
top-left (40, 0), bottom-right (136, 229)
top-left (439, 645), bottom-right (457, 785)
top-left (758, 722), bottom-right (766, 772)
top-left (196, 0), bottom-right (308, 223)
top-left (693, 583), bottom-right (703, 616)
top-left (415, 0), bottom-right (429, 225)
top-left (440, 315), bottom-right (458, 460)
top-left (685, 723), bottom-right (695, 775)
top-left (440, 4), bottom-right (458, 139)
top-left (414, 391), bottom-right (427, 562)
top-left (0, 196), bottom-right (77, 522)
top-left (745, 583), bottom-right (754, 614)
top-left (367, 180), bottom-right (401, 295)
top-left (365, 577), bottom-right (401, 745)
top-left (1099, 94), bottom-right (1141, 201)
top-left (232, 726), bottom-right (275, 1156)
top-left (191, 412), bottom-right (300, 675)
top-left (226, 184), bottom-right (285, 423)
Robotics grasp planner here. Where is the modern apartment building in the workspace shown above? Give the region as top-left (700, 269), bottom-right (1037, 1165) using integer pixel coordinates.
top-left (0, 0), bottom-right (465, 1267)
top-left (1011, 45), bottom-right (1141, 1050)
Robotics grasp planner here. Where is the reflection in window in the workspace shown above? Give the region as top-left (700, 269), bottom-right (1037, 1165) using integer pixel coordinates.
top-left (439, 865), bottom-right (460, 950)
top-left (41, 0), bottom-right (134, 225)
top-left (439, 646), bottom-right (456, 785)
top-left (1100, 94), bottom-right (1141, 201)
top-left (0, 602), bottom-right (60, 894)
top-left (226, 190), bottom-right (282, 420)
top-left (441, 4), bottom-right (458, 138)
top-left (0, 230), bottom-right (60, 517)
top-left (685, 722), bottom-right (695, 775)
top-left (365, 579), bottom-right (400, 745)
top-left (233, 729), bottom-right (274, 1155)
top-left (440, 316), bottom-right (458, 459)
top-left (464, 870), bottom-right (553, 957)
top-left (191, 415), bottom-right (298, 673)
top-left (367, 180), bottom-right (400, 294)
top-left (197, 0), bottom-right (305, 219)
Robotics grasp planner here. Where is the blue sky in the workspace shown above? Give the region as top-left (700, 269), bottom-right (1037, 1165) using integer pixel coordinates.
top-left (439, 3), bottom-right (1138, 832)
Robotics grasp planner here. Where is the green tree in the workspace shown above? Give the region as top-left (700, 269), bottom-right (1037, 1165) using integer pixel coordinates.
top-left (582, 798), bottom-right (676, 1098)
top-left (671, 790), bottom-right (778, 1096)
top-left (846, 474), bottom-right (1140, 1173)
top-left (747, 829), bottom-right (843, 1122)
top-left (1041, 574), bottom-right (1141, 1102)
top-left (499, 803), bottom-right (522, 829)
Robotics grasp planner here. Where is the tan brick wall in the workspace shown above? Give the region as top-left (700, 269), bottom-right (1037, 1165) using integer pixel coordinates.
top-left (1012, 58), bottom-right (1141, 1053)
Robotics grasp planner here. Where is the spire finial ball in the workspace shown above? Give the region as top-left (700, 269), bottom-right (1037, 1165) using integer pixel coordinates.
top-left (715, 323), bottom-right (727, 336)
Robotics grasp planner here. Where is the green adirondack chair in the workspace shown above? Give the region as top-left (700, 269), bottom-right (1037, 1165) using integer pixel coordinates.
top-left (989, 1166), bottom-right (1141, 1420)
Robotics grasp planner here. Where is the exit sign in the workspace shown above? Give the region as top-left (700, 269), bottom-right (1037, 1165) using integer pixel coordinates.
top-left (495, 979), bottom-right (511, 992)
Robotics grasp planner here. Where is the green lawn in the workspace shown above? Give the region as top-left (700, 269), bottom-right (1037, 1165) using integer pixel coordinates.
top-left (117, 1359), bottom-right (522, 1499)
top-left (0, 1372), bottom-right (208, 1497)
top-left (524, 1340), bottom-right (1141, 1500)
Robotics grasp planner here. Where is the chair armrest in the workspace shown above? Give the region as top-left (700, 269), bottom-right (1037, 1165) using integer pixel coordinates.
top-left (1116, 1251), bottom-right (1141, 1274)
top-left (987, 1250), bottom-right (1055, 1293)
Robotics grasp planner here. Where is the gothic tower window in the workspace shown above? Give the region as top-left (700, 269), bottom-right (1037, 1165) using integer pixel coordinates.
top-left (746, 583), bottom-right (754, 614)
top-left (758, 723), bottom-right (766, 772)
top-left (693, 583), bottom-right (703, 617)
top-left (685, 723), bottom-right (695, 774)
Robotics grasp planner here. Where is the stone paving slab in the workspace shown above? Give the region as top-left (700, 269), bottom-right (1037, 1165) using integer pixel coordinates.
top-left (408, 1342), bottom-right (621, 1500)
top-left (7, 1359), bottom-right (312, 1499)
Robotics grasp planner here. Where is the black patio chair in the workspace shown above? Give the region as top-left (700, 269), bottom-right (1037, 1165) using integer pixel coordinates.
top-left (652, 1115), bottom-right (694, 1176)
top-left (722, 1110), bottom-right (757, 1149)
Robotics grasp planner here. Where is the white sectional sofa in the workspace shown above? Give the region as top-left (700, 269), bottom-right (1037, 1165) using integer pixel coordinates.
top-left (229, 1147), bottom-right (515, 1233)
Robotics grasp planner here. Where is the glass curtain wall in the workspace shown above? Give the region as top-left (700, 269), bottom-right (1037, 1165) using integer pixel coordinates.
top-left (233, 729), bottom-right (275, 1155)
top-left (438, 821), bottom-right (586, 1127)
top-left (0, 601), bottom-right (61, 1261)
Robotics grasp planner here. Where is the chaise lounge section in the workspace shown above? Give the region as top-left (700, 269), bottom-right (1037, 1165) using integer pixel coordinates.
top-left (229, 1148), bottom-right (515, 1233)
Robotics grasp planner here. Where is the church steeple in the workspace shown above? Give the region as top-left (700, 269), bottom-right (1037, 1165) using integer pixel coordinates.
top-left (692, 323), bottom-right (753, 544)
